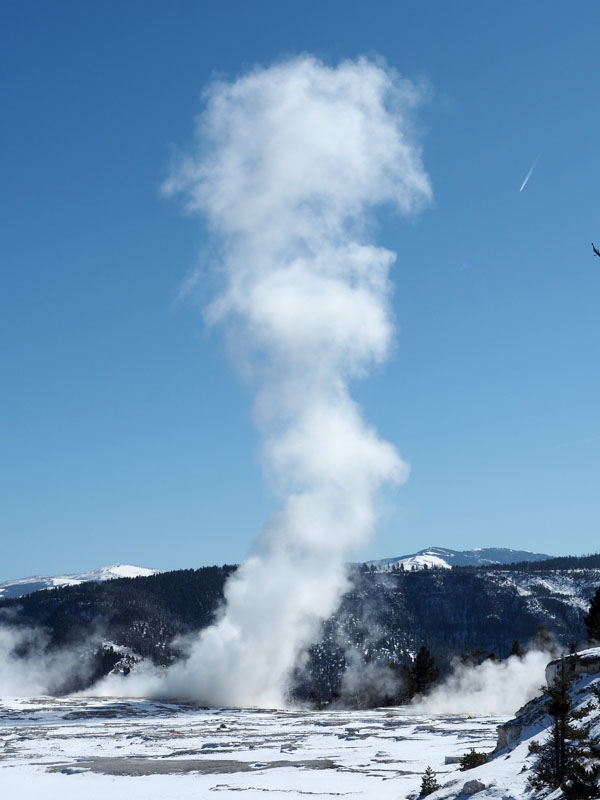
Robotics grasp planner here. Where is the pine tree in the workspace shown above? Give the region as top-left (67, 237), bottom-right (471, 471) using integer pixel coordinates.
top-left (562, 762), bottom-right (600, 798)
top-left (399, 663), bottom-right (417, 703)
top-left (509, 639), bottom-right (524, 658)
top-left (584, 585), bottom-right (600, 643)
top-left (412, 645), bottom-right (440, 695)
top-left (419, 766), bottom-right (441, 796)
top-left (459, 748), bottom-right (488, 770)
top-left (529, 658), bottom-right (581, 790)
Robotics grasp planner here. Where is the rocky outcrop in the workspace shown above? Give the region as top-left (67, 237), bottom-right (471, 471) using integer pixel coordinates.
top-left (494, 693), bottom-right (549, 753)
top-left (495, 647), bottom-right (600, 755)
top-left (545, 647), bottom-right (600, 685)
top-left (462, 778), bottom-right (486, 794)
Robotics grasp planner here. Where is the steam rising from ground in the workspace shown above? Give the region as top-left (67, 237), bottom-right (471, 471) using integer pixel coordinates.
top-left (142, 56), bottom-right (431, 707)
top-left (412, 649), bottom-right (556, 715)
top-left (0, 623), bottom-right (96, 697)
top-left (0, 626), bottom-right (56, 696)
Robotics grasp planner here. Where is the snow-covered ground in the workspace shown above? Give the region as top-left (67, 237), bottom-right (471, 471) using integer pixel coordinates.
top-left (0, 697), bottom-right (506, 799)
top-left (3, 649), bottom-right (600, 799)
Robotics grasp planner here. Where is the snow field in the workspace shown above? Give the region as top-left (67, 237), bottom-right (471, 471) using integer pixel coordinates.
top-left (0, 697), bottom-right (506, 799)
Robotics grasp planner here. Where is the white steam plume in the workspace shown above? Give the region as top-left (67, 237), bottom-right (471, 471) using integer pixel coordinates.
top-left (126, 56), bottom-right (430, 708)
top-left (411, 649), bottom-right (557, 716)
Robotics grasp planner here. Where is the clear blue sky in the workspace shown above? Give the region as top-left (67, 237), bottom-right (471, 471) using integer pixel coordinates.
top-left (2, 0), bottom-right (599, 580)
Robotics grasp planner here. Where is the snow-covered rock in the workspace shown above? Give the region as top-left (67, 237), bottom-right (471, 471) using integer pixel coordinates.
top-left (545, 646), bottom-right (600, 685)
top-left (494, 694), bottom-right (549, 753)
top-left (462, 778), bottom-right (487, 794)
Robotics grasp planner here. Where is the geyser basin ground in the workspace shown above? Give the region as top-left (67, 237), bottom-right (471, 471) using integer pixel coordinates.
top-left (0, 697), bottom-right (505, 798)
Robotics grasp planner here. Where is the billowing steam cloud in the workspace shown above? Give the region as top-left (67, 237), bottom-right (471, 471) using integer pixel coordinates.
top-left (0, 621), bottom-right (98, 697)
top-left (412, 648), bottom-right (558, 715)
top-left (104, 56), bottom-right (431, 707)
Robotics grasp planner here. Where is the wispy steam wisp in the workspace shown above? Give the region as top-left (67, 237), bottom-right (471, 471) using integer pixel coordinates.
top-left (122, 56), bottom-right (431, 707)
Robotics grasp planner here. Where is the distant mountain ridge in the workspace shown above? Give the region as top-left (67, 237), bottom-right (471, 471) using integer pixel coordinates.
top-left (0, 564), bottom-right (161, 600)
top-left (366, 546), bottom-right (553, 572)
top-left (0, 548), bottom-right (554, 599)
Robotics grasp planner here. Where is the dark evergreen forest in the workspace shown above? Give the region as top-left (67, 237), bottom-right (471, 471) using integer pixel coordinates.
top-left (1, 557), bottom-right (598, 701)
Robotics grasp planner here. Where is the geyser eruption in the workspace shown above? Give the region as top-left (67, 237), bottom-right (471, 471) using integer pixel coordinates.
top-left (159, 56), bottom-right (431, 707)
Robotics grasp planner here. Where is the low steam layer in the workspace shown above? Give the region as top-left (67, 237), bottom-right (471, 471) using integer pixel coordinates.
top-left (0, 621), bottom-right (105, 697)
top-left (411, 648), bottom-right (558, 715)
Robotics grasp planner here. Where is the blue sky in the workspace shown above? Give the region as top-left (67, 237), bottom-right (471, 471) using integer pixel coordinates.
top-left (2, 1), bottom-right (599, 580)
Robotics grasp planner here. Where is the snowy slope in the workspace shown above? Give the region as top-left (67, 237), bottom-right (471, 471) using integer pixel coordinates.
top-left (0, 564), bottom-right (160, 600)
top-left (368, 546), bottom-right (553, 572)
top-left (421, 647), bottom-right (600, 799)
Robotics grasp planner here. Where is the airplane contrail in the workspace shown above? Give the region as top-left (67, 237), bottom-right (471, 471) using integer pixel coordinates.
top-left (519, 158), bottom-right (538, 192)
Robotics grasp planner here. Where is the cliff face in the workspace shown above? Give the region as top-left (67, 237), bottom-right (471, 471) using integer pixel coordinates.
top-left (544, 647), bottom-right (600, 685)
top-left (322, 568), bottom-right (598, 657)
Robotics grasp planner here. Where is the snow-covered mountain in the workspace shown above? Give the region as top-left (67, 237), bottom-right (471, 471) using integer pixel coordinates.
top-left (367, 546), bottom-right (552, 572)
top-left (0, 564), bottom-right (160, 600)
top-left (0, 548), bottom-right (553, 599)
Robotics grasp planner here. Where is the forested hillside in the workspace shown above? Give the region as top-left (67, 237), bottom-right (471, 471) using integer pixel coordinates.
top-left (0, 565), bottom-right (237, 664)
top-left (1, 561), bottom-right (598, 699)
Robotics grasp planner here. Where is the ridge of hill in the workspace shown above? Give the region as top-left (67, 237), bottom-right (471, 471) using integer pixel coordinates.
top-left (0, 546), bottom-right (556, 600)
top-left (0, 564), bottom-right (161, 600)
top-left (366, 546), bottom-right (553, 572)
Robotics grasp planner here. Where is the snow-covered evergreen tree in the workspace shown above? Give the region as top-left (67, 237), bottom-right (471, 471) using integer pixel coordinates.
top-left (419, 765), bottom-right (440, 796)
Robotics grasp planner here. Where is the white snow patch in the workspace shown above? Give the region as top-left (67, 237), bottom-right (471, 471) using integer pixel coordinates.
top-left (0, 564), bottom-right (161, 599)
top-left (0, 698), bottom-right (507, 799)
